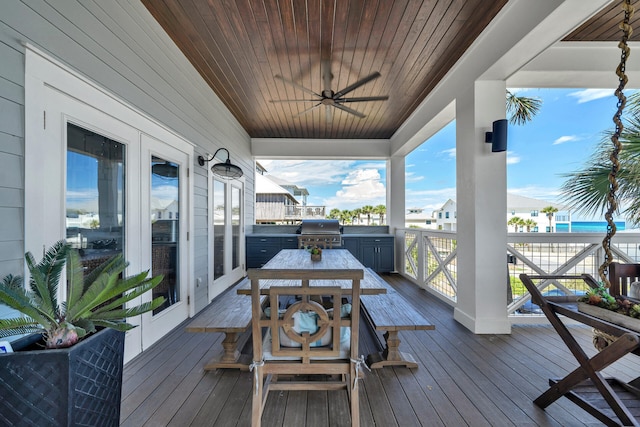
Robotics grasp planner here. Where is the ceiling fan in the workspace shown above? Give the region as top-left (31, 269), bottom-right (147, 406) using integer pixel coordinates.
top-left (270, 60), bottom-right (389, 121)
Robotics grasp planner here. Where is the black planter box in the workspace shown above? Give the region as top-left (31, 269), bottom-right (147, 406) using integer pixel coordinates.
top-left (0, 328), bottom-right (125, 426)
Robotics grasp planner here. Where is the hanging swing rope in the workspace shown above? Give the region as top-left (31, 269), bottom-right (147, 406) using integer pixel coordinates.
top-left (599, 0), bottom-right (634, 288)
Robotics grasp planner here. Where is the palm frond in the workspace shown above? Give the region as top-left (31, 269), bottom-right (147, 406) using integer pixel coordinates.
top-left (506, 90), bottom-right (542, 125)
top-left (0, 317), bottom-right (43, 337)
top-left (560, 105), bottom-right (640, 223)
top-left (24, 241), bottom-right (68, 319)
top-left (89, 274), bottom-right (163, 315)
top-left (0, 276), bottom-right (54, 328)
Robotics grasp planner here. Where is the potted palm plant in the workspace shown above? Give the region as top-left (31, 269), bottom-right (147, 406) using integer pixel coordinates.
top-left (0, 241), bottom-right (165, 427)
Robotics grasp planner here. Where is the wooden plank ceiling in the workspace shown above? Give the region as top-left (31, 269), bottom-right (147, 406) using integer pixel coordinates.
top-left (142, 0), bottom-right (636, 140)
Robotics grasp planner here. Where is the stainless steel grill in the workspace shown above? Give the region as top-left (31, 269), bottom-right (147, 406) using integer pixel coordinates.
top-left (299, 219), bottom-right (342, 247)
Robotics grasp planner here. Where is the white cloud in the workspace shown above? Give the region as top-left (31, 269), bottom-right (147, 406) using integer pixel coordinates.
top-left (405, 171), bottom-right (424, 183)
top-left (323, 168), bottom-right (386, 210)
top-left (405, 187), bottom-right (456, 213)
top-left (506, 151), bottom-right (521, 165)
top-left (553, 135), bottom-right (580, 145)
top-left (259, 160), bottom-right (364, 186)
top-left (567, 89), bottom-right (613, 104)
top-left (441, 148), bottom-right (456, 159)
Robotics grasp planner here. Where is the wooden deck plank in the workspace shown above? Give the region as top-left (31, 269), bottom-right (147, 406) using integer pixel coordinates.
top-left (121, 273), bottom-right (632, 426)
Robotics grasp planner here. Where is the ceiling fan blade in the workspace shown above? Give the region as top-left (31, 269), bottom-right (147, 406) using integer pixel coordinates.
top-left (325, 105), bottom-right (332, 124)
top-left (292, 102), bottom-right (321, 118)
top-left (336, 95), bottom-right (389, 103)
top-left (274, 75), bottom-right (321, 97)
top-left (331, 103), bottom-right (366, 119)
top-left (333, 72), bottom-right (381, 99)
top-left (269, 99), bottom-right (318, 103)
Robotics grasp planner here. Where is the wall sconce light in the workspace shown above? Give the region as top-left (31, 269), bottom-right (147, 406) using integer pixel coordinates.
top-left (484, 119), bottom-right (508, 152)
top-left (198, 148), bottom-right (243, 179)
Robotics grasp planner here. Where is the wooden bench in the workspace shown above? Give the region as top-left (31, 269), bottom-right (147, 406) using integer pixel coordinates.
top-left (360, 270), bottom-right (435, 369)
top-left (185, 278), bottom-right (265, 371)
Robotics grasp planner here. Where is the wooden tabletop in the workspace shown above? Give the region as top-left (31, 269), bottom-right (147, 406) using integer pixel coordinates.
top-left (238, 249), bottom-right (387, 295)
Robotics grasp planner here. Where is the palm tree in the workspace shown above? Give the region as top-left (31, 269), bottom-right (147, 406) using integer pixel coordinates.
top-left (373, 204), bottom-right (386, 225)
top-left (559, 93), bottom-right (640, 226)
top-left (328, 208), bottom-right (341, 220)
top-left (541, 206), bottom-right (558, 232)
top-left (361, 205), bottom-right (374, 225)
top-left (351, 208), bottom-right (362, 225)
top-left (524, 219), bottom-right (537, 232)
top-left (506, 90), bottom-right (542, 125)
top-left (340, 209), bottom-right (352, 225)
top-left (507, 216), bottom-right (524, 232)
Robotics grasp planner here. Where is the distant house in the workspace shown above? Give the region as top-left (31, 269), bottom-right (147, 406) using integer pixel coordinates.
top-left (406, 195), bottom-right (568, 232)
top-left (267, 175), bottom-right (310, 206)
top-left (506, 194), bottom-right (568, 232)
top-left (254, 174), bottom-right (300, 224)
top-left (405, 207), bottom-right (436, 229)
top-left (254, 167), bottom-right (327, 223)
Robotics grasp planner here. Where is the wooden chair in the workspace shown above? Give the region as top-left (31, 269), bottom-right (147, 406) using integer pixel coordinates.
top-left (608, 262), bottom-right (640, 297)
top-left (247, 268), bottom-right (365, 427)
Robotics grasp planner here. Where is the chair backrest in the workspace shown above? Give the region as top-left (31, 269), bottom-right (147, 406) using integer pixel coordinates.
top-left (609, 262), bottom-right (640, 297)
top-left (248, 268), bottom-right (363, 364)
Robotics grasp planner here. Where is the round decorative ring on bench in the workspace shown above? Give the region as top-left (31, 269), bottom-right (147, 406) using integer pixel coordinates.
top-left (281, 300), bottom-right (330, 345)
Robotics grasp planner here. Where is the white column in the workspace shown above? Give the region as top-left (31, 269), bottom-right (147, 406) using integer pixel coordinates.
top-left (387, 156), bottom-right (405, 272)
top-left (454, 80), bottom-right (511, 334)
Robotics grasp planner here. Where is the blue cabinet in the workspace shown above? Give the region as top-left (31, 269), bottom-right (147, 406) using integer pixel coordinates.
top-left (247, 234), bottom-right (394, 272)
top-left (341, 235), bottom-right (395, 273)
top-left (246, 235), bottom-right (297, 268)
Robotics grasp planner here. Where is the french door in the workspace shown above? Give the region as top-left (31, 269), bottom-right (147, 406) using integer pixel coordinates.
top-left (209, 177), bottom-right (245, 299)
top-left (26, 50), bottom-right (193, 362)
top-left (139, 135), bottom-right (190, 348)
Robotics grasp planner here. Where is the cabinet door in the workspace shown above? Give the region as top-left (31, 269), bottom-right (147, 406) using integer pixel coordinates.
top-left (246, 237), bottom-right (280, 268)
top-left (281, 236), bottom-right (298, 249)
top-left (341, 237), bottom-right (359, 258)
top-left (359, 244), bottom-right (377, 270)
top-left (376, 242), bottom-right (395, 272)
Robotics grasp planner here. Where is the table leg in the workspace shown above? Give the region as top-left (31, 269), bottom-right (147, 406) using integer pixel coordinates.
top-left (535, 333), bottom-right (640, 425)
top-left (203, 331), bottom-right (251, 371)
top-left (366, 330), bottom-right (419, 369)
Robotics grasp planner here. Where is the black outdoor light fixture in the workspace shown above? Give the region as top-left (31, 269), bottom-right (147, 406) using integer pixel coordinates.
top-left (198, 148), bottom-right (243, 179)
top-left (484, 119), bottom-right (508, 152)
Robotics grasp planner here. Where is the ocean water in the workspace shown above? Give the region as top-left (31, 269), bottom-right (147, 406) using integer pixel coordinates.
top-left (556, 221), bottom-right (626, 233)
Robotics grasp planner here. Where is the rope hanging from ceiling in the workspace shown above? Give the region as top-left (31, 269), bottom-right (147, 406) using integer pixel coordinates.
top-left (598, 0), bottom-right (634, 289)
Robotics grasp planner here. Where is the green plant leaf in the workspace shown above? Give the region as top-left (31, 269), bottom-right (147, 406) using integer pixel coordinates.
top-left (0, 275), bottom-right (55, 328)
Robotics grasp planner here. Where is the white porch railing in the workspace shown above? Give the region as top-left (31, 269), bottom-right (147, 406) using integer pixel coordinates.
top-left (396, 228), bottom-right (640, 318)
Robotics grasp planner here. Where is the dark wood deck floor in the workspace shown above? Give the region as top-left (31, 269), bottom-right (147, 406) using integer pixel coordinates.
top-left (120, 274), bottom-right (639, 426)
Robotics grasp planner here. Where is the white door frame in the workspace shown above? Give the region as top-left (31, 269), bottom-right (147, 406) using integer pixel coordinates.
top-left (24, 46), bottom-right (195, 362)
top-left (207, 174), bottom-right (245, 300)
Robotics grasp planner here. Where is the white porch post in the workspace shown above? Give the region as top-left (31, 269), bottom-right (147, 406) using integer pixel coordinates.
top-left (454, 80), bottom-right (511, 334)
top-left (388, 155), bottom-right (405, 273)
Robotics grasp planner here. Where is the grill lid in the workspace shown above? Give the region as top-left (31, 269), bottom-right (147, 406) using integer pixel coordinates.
top-left (299, 219), bottom-right (341, 235)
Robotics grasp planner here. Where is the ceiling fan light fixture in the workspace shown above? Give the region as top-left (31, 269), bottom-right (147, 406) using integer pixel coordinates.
top-left (198, 148), bottom-right (243, 179)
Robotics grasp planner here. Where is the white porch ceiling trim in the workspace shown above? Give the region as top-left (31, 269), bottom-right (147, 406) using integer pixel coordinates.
top-left (250, 138), bottom-right (390, 159)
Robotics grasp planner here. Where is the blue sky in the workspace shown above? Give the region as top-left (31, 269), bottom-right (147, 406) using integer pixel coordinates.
top-left (259, 88), bottom-right (628, 218)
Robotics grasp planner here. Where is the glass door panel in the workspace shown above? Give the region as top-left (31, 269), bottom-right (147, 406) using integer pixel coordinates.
top-left (66, 123), bottom-right (125, 272)
top-left (213, 179), bottom-right (226, 280)
top-left (151, 156), bottom-right (180, 314)
top-left (210, 177), bottom-right (244, 299)
top-left (232, 185), bottom-right (241, 270)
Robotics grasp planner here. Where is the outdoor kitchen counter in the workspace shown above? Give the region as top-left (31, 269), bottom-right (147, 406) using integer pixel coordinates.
top-left (246, 233), bottom-right (395, 272)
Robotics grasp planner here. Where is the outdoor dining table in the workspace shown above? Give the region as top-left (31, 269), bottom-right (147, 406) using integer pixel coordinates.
top-left (236, 249), bottom-right (388, 295)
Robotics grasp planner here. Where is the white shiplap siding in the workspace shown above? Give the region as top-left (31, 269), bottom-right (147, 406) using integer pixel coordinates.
top-left (0, 32), bottom-right (26, 275)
